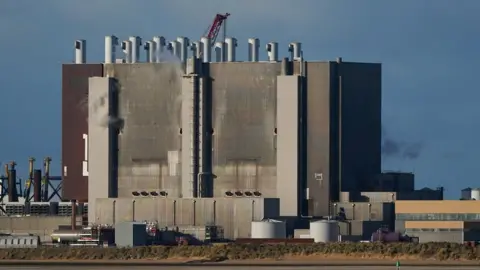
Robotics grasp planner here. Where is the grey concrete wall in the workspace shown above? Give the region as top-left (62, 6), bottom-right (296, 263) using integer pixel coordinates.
top-left (88, 77), bottom-right (115, 223)
top-left (0, 216), bottom-right (74, 242)
top-left (104, 64), bottom-right (183, 198)
top-left (304, 62), bottom-right (332, 216)
top-left (339, 220), bottom-right (385, 240)
top-left (276, 75), bottom-right (300, 216)
top-left (407, 231), bottom-right (463, 243)
top-left (209, 62), bottom-right (281, 198)
top-left (332, 202), bottom-right (394, 225)
top-left (95, 197), bottom-right (279, 239)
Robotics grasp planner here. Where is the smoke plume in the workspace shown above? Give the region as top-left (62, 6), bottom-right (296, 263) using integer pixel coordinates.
top-left (382, 125), bottom-right (423, 160)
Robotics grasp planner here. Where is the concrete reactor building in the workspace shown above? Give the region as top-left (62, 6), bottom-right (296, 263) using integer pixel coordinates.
top-left (61, 35), bottom-right (381, 238)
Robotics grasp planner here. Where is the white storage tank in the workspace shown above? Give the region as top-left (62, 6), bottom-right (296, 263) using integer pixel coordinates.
top-left (251, 219), bottom-right (286, 239)
top-left (310, 220), bottom-right (339, 243)
top-left (471, 189), bottom-right (480, 200)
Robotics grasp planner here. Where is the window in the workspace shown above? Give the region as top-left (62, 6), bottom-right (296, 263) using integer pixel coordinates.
top-left (396, 213), bottom-right (480, 221)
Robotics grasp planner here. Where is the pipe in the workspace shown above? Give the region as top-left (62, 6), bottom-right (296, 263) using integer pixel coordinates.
top-left (214, 42), bottom-right (225, 62)
top-left (266, 42), bottom-right (278, 62)
top-left (8, 161), bottom-right (18, 202)
top-left (168, 40), bottom-right (180, 59)
top-left (176, 37), bottom-right (190, 63)
top-left (153, 36), bottom-right (166, 62)
top-left (43, 157), bottom-right (51, 202)
top-left (74, 40), bottom-right (86, 64)
top-left (71, 199), bottom-right (77, 230)
top-left (121, 40), bottom-right (132, 63)
top-left (104, 35), bottom-right (118, 64)
top-left (128, 36), bottom-right (142, 63)
top-left (200, 37), bottom-right (211, 63)
top-left (33, 169), bottom-right (41, 202)
top-left (288, 42), bottom-right (302, 61)
top-left (190, 41), bottom-right (202, 59)
top-left (144, 41), bottom-right (154, 63)
top-left (225, 37), bottom-right (237, 62)
top-left (248, 38), bottom-right (260, 62)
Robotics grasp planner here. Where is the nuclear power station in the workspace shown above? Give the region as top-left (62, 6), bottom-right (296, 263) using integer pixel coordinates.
top-left (58, 33), bottom-right (385, 239)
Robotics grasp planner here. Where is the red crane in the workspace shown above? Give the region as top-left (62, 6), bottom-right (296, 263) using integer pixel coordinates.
top-left (203, 13), bottom-right (230, 46)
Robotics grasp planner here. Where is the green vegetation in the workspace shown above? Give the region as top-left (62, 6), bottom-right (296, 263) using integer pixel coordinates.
top-left (0, 242), bottom-right (478, 261)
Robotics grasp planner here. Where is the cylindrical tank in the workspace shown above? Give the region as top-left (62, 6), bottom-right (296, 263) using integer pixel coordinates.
top-left (176, 37), bottom-right (190, 63)
top-left (310, 220), bottom-right (339, 243)
top-left (248, 38), bottom-right (260, 62)
top-left (215, 42), bottom-right (225, 62)
top-left (51, 230), bottom-right (91, 243)
top-left (471, 189), bottom-right (480, 200)
top-left (153, 36), bottom-right (166, 63)
top-left (104, 35), bottom-right (118, 64)
top-left (144, 41), bottom-right (154, 63)
top-left (288, 42), bottom-right (302, 61)
top-left (251, 219), bottom-right (286, 239)
top-left (129, 36), bottom-right (142, 63)
top-left (74, 40), bottom-right (86, 64)
top-left (225, 37), bottom-right (237, 62)
top-left (200, 37), bottom-right (212, 63)
top-left (121, 40), bottom-right (132, 63)
top-left (266, 42), bottom-right (278, 62)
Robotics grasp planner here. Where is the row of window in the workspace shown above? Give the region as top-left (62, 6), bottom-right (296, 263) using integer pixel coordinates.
top-left (406, 228), bottom-right (464, 232)
top-left (396, 213), bottom-right (480, 221)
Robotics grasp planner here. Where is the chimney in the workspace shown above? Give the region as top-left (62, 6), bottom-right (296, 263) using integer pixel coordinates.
top-left (128, 36), bottom-right (142, 63)
top-left (74, 40), bottom-right (86, 64)
top-left (266, 42), bottom-right (279, 62)
top-left (104, 35), bottom-right (119, 64)
top-left (121, 40), bottom-right (132, 63)
top-left (215, 42), bottom-right (225, 62)
top-left (225, 37), bottom-right (237, 62)
top-left (248, 38), bottom-right (260, 62)
top-left (153, 36), bottom-right (166, 62)
top-left (200, 37), bottom-right (212, 63)
top-left (288, 42), bottom-right (302, 61)
top-left (144, 41), bottom-right (154, 63)
top-left (176, 37), bottom-right (190, 63)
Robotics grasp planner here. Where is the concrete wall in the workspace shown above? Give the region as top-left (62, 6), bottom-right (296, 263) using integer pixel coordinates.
top-left (339, 220), bottom-right (385, 240)
top-left (104, 64), bottom-right (183, 198)
top-left (0, 216), bottom-right (73, 242)
top-left (95, 197), bottom-right (279, 239)
top-left (88, 77), bottom-right (117, 223)
top-left (209, 62), bottom-right (280, 198)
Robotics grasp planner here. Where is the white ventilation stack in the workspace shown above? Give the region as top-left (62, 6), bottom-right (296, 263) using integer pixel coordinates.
top-left (176, 37), bottom-right (190, 63)
top-left (248, 38), bottom-right (260, 62)
top-left (215, 42), bottom-right (225, 62)
top-left (225, 37), bottom-right (237, 62)
top-left (121, 40), bottom-right (132, 63)
top-left (190, 41), bottom-right (202, 59)
top-left (200, 37), bottom-right (212, 63)
top-left (104, 35), bottom-right (119, 64)
top-left (266, 42), bottom-right (278, 62)
top-left (129, 36), bottom-right (142, 63)
top-left (168, 40), bottom-right (181, 59)
top-left (288, 42), bottom-right (302, 61)
top-left (144, 41), bottom-right (155, 63)
top-left (153, 36), bottom-right (166, 63)
top-left (74, 40), bottom-right (86, 64)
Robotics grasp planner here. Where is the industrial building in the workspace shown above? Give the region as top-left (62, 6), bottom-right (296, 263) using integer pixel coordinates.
top-left (395, 200), bottom-right (480, 243)
top-left (62, 34), bottom-right (382, 232)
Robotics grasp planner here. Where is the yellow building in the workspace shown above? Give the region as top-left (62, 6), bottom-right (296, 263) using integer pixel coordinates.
top-left (395, 200), bottom-right (480, 243)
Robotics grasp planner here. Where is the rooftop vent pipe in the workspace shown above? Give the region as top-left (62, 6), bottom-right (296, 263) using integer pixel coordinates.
top-left (74, 40), bottom-right (86, 64)
top-left (248, 38), bottom-right (260, 62)
top-left (200, 37), bottom-right (212, 63)
top-left (153, 36), bottom-right (166, 63)
top-left (225, 37), bottom-right (237, 62)
top-left (176, 37), bottom-right (190, 63)
top-left (104, 35), bottom-right (119, 64)
top-left (215, 42), bottom-right (225, 62)
top-left (288, 42), bottom-right (302, 61)
top-left (144, 41), bottom-right (154, 63)
top-left (266, 42), bottom-right (278, 62)
top-left (169, 40), bottom-right (180, 59)
top-left (129, 36), bottom-right (142, 63)
top-left (121, 40), bottom-right (132, 63)
top-left (190, 41), bottom-right (202, 59)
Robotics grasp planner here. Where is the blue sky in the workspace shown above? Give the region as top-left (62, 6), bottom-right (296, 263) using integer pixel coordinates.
top-left (0, 0), bottom-right (478, 199)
